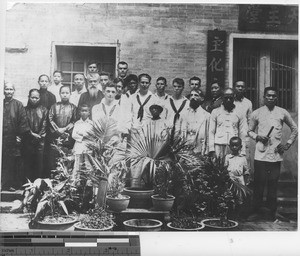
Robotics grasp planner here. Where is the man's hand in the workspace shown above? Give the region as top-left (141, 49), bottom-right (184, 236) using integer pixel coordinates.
top-left (256, 135), bottom-right (269, 144)
top-left (276, 143), bottom-right (292, 154)
top-left (57, 128), bottom-right (66, 135)
top-left (31, 132), bottom-right (41, 140)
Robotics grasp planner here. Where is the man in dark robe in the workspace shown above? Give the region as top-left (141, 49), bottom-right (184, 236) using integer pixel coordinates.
top-left (2, 82), bottom-right (30, 190)
top-left (78, 72), bottom-right (104, 112)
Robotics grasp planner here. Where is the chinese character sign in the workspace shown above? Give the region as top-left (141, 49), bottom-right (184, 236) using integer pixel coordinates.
top-left (206, 30), bottom-right (226, 92)
top-left (239, 5), bottom-right (298, 33)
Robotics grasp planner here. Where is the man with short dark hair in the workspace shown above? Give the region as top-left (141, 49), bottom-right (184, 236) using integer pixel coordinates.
top-left (165, 78), bottom-right (189, 137)
top-left (248, 87), bottom-right (297, 220)
top-left (209, 88), bottom-right (247, 160)
top-left (99, 71), bottom-right (111, 92)
top-left (117, 61), bottom-right (129, 81)
top-left (70, 73), bottom-right (87, 106)
top-left (202, 78), bottom-right (223, 113)
top-left (87, 60), bottom-right (99, 74)
top-left (130, 73), bottom-right (157, 133)
top-left (154, 77), bottom-right (169, 119)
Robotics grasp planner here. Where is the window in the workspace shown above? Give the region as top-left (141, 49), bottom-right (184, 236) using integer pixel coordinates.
top-left (233, 39), bottom-right (297, 111)
top-left (55, 45), bottom-right (117, 91)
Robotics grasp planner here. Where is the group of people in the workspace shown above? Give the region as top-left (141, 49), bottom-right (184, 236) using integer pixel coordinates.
top-left (2, 60), bottom-right (298, 220)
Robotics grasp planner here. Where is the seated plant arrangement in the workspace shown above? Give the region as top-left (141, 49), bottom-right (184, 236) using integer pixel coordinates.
top-left (22, 144), bottom-right (82, 228)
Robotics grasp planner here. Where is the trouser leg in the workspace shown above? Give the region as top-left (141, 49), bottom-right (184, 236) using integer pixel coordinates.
top-left (265, 161), bottom-right (281, 214)
top-left (253, 160), bottom-right (267, 212)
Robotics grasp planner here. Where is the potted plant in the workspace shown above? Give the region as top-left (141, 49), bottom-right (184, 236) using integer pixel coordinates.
top-left (105, 161), bottom-right (130, 212)
top-left (151, 162), bottom-right (175, 211)
top-left (74, 206), bottom-right (115, 231)
top-left (121, 125), bottom-right (200, 209)
top-left (167, 214), bottom-right (204, 231)
top-left (23, 177), bottom-right (79, 230)
top-left (83, 117), bottom-right (121, 207)
top-left (198, 157), bottom-right (252, 231)
top-left (123, 218), bottom-right (163, 231)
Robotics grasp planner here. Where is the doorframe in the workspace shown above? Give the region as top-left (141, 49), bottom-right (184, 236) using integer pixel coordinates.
top-left (229, 33), bottom-right (298, 112)
top-left (50, 41), bottom-right (121, 77)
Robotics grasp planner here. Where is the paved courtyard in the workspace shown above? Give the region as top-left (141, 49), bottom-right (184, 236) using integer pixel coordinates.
top-left (0, 202), bottom-right (297, 232)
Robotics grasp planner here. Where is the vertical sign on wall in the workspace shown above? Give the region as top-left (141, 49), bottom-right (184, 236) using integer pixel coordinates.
top-left (206, 30), bottom-right (226, 93)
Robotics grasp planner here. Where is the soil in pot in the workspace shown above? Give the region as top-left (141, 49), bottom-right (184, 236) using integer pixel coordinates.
top-left (123, 219), bottom-right (162, 231)
top-left (151, 195), bottom-right (175, 211)
top-left (74, 208), bottom-right (115, 231)
top-left (106, 195), bottom-right (130, 212)
top-left (122, 187), bottom-right (154, 209)
top-left (201, 218), bottom-right (238, 231)
top-left (33, 215), bottom-right (78, 230)
top-left (167, 218), bottom-right (204, 231)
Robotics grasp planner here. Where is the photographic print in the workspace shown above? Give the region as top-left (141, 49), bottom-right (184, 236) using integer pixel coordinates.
top-left (0, 0), bottom-right (298, 238)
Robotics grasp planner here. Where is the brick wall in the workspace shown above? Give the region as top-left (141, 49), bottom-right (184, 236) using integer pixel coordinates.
top-left (4, 3), bottom-right (239, 102)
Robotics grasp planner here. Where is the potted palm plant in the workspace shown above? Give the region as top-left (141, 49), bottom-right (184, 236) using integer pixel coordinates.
top-left (121, 125), bottom-right (199, 210)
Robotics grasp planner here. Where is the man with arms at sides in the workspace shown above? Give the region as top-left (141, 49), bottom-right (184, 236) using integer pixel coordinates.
top-left (165, 78), bottom-right (189, 138)
top-left (202, 78), bottom-right (223, 113)
top-left (234, 80), bottom-right (253, 178)
top-left (209, 88), bottom-right (247, 161)
top-left (117, 61), bottom-right (129, 82)
top-left (183, 89), bottom-right (210, 156)
top-left (248, 87), bottom-right (297, 221)
top-left (78, 72), bottom-right (104, 112)
top-left (2, 82), bottom-right (30, 190)
top-left (153, 76), bottom-right (170, 119)
top-left (70, 73), bottom-right (87, 107)
top-left (130, 73), bottom-right (157, 135)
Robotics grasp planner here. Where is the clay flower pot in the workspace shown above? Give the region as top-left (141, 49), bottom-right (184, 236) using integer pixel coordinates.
top-left (151, 194), bottom-right (175, 211)
top-left (123, 219), bottom-right (163, 231)
top-left (106, 195), bottom-right (130, 212)
top-left (201, 218), bottom-right (238, 231)
top-left (167, 222), bottom-right (205, 231)
top-left (34, 215), bottom-right (78, 230)
top-left (122, 187), bottom-right (154, 209)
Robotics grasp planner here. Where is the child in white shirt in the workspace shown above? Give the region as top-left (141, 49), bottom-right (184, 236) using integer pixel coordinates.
top-left (72, 104), bottom-right (93, 179)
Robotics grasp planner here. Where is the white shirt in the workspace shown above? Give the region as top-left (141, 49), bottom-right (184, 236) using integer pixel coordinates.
top-left (130, 91), bottom-right (157, 131)
top-left (165, 96), bottom-right (189, 136)
top-left (70, 87), bottom-right (87, 106)
top-left (72, 118), bottom-right (94, 154)
top-left (248, 105), bottom-right (298, 162)
top-left (183, 106), bottom-right (210, 155)
top-left (92, 99), bottom-right (129, 134)
top-left (48, 83), bottom-right (63, 102)
top-left (234, 97), bottom-right (253, 126)
top-left (209, 105), bottom-right (247, 152)
top-left (153, 92), bottom-right (170, 119)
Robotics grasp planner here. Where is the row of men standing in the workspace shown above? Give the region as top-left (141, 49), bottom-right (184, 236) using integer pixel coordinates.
top-left (2, 61), bottom-right (298, 220)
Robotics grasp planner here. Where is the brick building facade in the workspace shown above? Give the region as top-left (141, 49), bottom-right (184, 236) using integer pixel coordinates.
top-left (3, 3), bottom-right (298, 180)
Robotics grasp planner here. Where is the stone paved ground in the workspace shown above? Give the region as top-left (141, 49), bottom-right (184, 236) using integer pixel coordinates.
top-left (0, 213), bottom-right (297, 232)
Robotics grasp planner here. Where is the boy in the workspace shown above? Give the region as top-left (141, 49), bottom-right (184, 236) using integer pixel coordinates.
top-left (144, 104), bottom-right (171, 138)
top-left (48, 70), bottom-right (64, 102)
top-left (72, 104), bottom-right (93, 179)
top-left (48, 85), bottom-right (77, 172)
top-left (224, 136), bottom-right (250, 187)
